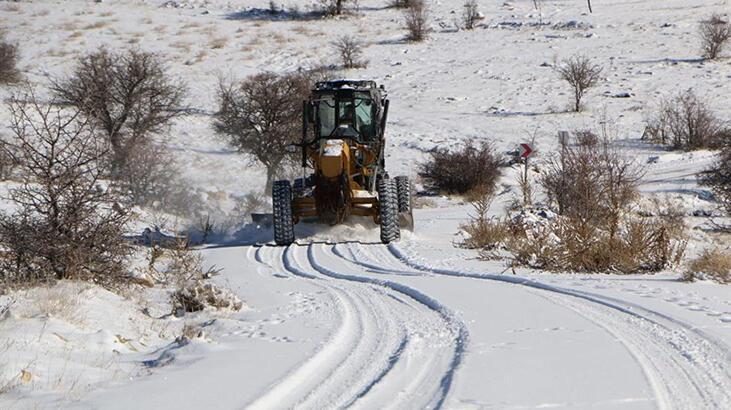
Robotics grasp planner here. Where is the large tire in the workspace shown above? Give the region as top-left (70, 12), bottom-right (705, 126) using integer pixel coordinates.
top-left (395, 175), bottom-right (414, 230)
top-left (378, 178), bottom-right (400, 244)
top-left (272, 180), bottom-right (295, 246)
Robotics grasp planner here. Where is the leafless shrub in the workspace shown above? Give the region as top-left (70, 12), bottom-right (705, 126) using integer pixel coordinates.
top-left (644, 90), bottom-right (726, 150)
top-left (389, 0), bottom-right (414, 8)
top-left (317, 0), bottom-right (347, 16)
top-left (0, 91), bottom-right (130, 289)
top-left (214, 71), bottom-right (315, 193)
top-left (0, 32), bottom-right (20, 85)
top-left (555, 55), bottom-right (603, 112)
top-left (699, 13), bottom-right (730, 60)
top-left (404, 0), bottom-right (430, 42)
top-left (540, 134), bottom-right (643, 236)
top-left (573, 129), bottom-right (599, 147)
top-left (172, 281), bottom-right (243, 313)
top-left (685, 248), bottom-right (731, 283)
top-left (332, 35), bottom-right (367, 69)
top-left (501, 135), bottom-right (687, 273)
top-left (419, 140), bottom-right (503, 195)
top-left (462, 0), bottom-right (480, 30)
top-left (147, 238), bottom-right (241, 314)
top-left (461, 185), bottom-right (509, 254)
top-left (146, 239), bottom-right (215, 286)
top-left (52, 48), bottom-right (186, 175)
top-left (506, 205), bottom-right (686, 273)
top-left (699, 142), bottom-right (731, 216)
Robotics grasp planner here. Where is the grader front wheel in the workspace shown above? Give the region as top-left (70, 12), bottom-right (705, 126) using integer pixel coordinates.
top-left (272, 180), bottom-right (295, 246)
top-left (378, 178), bottom-right (400, 244)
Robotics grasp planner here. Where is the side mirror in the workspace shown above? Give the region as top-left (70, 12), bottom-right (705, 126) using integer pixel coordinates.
top-left (285, 144), bottom-right (299, 153)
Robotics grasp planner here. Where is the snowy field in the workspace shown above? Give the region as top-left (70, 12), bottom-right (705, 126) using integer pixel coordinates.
top-left (1, 0), bottom-right (730, 408)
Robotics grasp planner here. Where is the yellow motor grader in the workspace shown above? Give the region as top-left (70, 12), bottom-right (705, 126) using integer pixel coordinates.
top-left (272, 80), bottom-right (412, 245)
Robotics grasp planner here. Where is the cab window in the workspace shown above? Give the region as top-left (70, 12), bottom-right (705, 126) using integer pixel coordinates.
top-left (354, 98), bottom-right (374, 139)
top-left (338, 100), bottom-right (354, 125)
top-left (318, 96), bottom-right (336, 137)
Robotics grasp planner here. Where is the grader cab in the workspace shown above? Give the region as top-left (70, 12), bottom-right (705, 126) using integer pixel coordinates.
top-left (272, 80), bottom-right (413, 245)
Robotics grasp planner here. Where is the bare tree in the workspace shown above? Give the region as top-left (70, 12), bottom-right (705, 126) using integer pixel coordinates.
top-left (463, 0), bottom-right (480, 30)
top-left (404, 0), bottom-right (430, 42)
top-left (332, 35), bottom-right (367, 68)
top-left (214, 72), bottom-right (312, 194)
top-left (0, 32), bottom-right (20, 85)
top-left (700, 13), bottom-right (730, 60)
top-left (555, 55), bottom-right (603, 112)
top-left (0, 137), bottom-right (19, 180)
top-left (0, 91), bottom-right (130, 288)
top-left (51, 48), bottom-right (186, 174)
top-left (644, 90), bottom-right (724, 150)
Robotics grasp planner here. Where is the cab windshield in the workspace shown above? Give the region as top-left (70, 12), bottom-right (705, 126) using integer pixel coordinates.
top-left (316, 92), bottom-right (375, 141)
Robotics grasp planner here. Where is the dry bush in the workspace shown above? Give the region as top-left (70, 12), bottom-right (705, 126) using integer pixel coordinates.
top-left (506, 207), bottom-right (686, 273)
top-left (147, 239), bottom-right (217, 287)
top-left (147, 239), bottom-right (241, 314)
top-left (332, 35), bottom-right (367, 69)
top-left (317, 0), bottom-right (347, 16)
top-left (209, 36), bottom-right (228, 49)
top-left (0, 91), bottom-right (130, 289)
top-left (685, 248), bottom-right (731, 283)
top-left (461, 185), bottom-right (509, 254)
top-left (463, 0), bottom-right (480, 30)
top-left (0, 33), bottom-right (20, 85)
top-left (540, 133), bottom-right (643, 236)
top-left (418, 140), bottom-right (503, 195)
top-left (644, 90), bottom-right (726, 150)
top-left (172, 282), bottom-right (242, 314)
top-left (500, 136), bottom-right (687, 273)
top-left (404, 0), bottom-right (430, 42)
top-left (214, 71), bottom-right (316, 193)
top-left (52, 48), bottom-right (186, 175)
top-left (389, 0), bottom-right (415, 8)
top-left (555, 55), bottom-right (603, 112)
top-left (700, 13), bottom-right (730, 60)
top-left (699, 142), bottom-right (731, 216)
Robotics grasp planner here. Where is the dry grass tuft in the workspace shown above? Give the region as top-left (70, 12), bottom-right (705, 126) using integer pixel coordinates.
top-left (83, 21), bottom-right (109, 30)
top-left (685, 249), bottom-right (731, 283)
top-left (209, 36), bottom-right (229, 49)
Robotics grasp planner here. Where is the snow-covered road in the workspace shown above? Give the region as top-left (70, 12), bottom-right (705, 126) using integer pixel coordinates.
top-left (230, 240), bottom-right (730, 409)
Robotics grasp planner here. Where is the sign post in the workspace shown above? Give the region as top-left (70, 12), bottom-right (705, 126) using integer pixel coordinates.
top-left (518, 143), bottom-right (534, 206)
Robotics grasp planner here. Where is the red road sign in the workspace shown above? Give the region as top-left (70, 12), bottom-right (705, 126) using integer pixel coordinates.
top-left (519, 143), bottom-right (534, 158)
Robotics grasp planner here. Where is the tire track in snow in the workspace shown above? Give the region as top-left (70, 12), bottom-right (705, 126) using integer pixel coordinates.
top-left (305, 244), bottom-right (468, 409)
top-left (248, 246), bottom-right (370, 410)
top-left (371, 243), bottom-right (731, 410)
top-left (247, 245), bottom-right (466, 409)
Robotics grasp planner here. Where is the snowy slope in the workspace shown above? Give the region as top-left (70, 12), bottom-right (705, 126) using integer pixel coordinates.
top-left (1, 0), bottom-right (730, 408)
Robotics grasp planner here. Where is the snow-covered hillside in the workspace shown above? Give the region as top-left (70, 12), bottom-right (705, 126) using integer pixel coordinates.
top-left (1, 0), bottom-right (729, 408)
